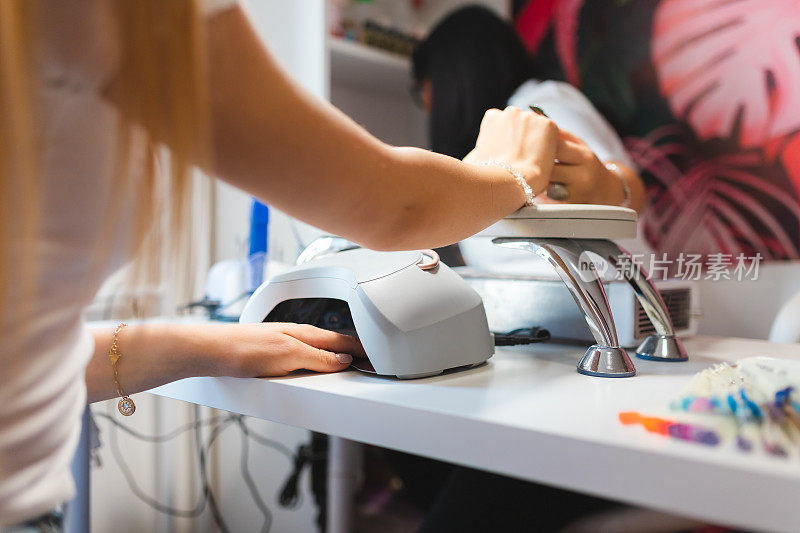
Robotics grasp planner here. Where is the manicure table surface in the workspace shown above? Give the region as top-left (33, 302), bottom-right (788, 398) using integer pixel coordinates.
top-left (149, 333), bottom-right (800, 532)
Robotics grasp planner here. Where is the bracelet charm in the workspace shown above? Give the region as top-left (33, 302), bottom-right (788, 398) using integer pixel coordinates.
top-left (109, 323), bottom-right (136, 416)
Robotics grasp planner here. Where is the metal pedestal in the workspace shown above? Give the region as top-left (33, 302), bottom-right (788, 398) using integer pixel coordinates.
top-left (493, 237), bottom-right (687, 377)
top-left (578, 239), bottom-right (688, 363)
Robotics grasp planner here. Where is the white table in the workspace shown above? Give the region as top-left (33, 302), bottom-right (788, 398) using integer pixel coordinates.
top-left (150, 336), bottom-right (800, 533)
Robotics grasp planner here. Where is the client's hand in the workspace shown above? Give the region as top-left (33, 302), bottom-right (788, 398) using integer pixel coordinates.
top-left (206, 323), bottom-right (365, 378)
top-left (463, 106), bottom-right (559, 196)
top-left (549, 129), bottom-right (625, 205)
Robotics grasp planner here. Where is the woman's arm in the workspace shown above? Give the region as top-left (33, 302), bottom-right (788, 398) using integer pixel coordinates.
top-left (203, 7), bottom-right (559, 250)
top-left (86, 323), bottom-right (364, 403)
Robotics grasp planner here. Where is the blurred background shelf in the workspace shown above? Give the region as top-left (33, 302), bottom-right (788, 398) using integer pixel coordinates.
top-left (328, 38), bottom-right (412, 95)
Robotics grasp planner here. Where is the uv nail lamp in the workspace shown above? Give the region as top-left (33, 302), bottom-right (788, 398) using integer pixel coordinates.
top-left (239, 248), bottom-right (494, 379)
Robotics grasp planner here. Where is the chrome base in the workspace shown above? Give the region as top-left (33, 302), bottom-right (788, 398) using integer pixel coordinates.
top-left (636, 334), bottom-right (688, 362)
top-left (577, 345), bottom-right (636, 378)
top-left (491, 236), bottom-right (689, 378)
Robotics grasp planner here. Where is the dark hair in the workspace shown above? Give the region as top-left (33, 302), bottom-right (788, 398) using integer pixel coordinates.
top-left (412, 5), bottom-right (538, 159)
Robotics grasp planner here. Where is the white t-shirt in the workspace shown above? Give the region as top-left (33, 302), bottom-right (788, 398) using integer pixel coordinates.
top-left (508, 79), bottom-right (636, 168)
top-left (460, 79), bottom-right (650, 275)
top-left (0, 0), bottom-right (236, 525)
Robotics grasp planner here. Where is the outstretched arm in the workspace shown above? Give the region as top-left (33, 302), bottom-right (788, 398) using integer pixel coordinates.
top-left (204, 6), bottom-right (560, 250)
top-left (86, 323), bottom-right (365, 403)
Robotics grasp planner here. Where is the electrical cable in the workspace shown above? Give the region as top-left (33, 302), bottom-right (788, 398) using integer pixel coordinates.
top-left (98, 388), bottom-right (325, 531)
top-left (102, 408), bottom-right (300, 532)
top-left (277, 444), bottom-right (313, 509)
top-left (238, 420), bottom-right (296, 461)
top-left (238, 418), bottom-right (321, 511)
top-left (236, 417), bottom-right (273, 533)
top-left (104, 408), bottom-right (235, 520)
top-left (95, 412), bottom-right (231, 443)
top-left (492, 326), bottom-right (551, 346)
top-left (194, 406), bottom-right (232, 533)
top-left (102, 408), bottom-right (237, 529)
top-left (180, 291), bottom-right (253, 321)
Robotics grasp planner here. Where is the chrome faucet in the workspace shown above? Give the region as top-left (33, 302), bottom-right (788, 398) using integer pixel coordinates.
top-left (493, 236), bottom-right (687, 377)
top-left (494, 238), bottom-right (636, 377)
top-left (578, 239), bottom-right (687, 362)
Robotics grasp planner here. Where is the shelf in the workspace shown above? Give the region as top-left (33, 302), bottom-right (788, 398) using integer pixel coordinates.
top-left (328, 38), bottom-right (413, 95)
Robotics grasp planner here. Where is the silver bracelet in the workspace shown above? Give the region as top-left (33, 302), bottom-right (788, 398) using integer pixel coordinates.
top-left (476, 160), bottom-right (536, 206)
top-left (604, 162), bottom-right (631, 208)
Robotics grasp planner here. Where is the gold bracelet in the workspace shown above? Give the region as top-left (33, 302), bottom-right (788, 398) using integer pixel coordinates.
top-left (108, 323), bottom-right (136, 416)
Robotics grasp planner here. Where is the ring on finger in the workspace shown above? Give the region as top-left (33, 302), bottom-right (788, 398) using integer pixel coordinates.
top-left (547, 182), bottom-right (569, 201)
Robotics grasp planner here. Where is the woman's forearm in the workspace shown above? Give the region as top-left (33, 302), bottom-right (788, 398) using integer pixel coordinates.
top-left (86, 322), bottom-right (363, 404)
top-left (204, 7), bottom-right (538, 251)
top-left (376, 146), bottom-right (527, 249)
top-left (86, 324), bottom-right (218, 403)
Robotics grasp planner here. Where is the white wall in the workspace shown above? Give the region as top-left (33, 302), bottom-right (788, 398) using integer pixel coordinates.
top-left (212, 0), bottom-right (330, 265)
top-left (330, 84), bottom-right (427, 148)
top-left (696, 261), bottom-right (800, 340)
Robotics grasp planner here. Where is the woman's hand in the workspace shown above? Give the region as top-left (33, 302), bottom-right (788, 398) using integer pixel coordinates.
top-left (463, 106), bottom-right (560, 198)
top-left (87, 323), bottom-right (366, 403)
top-left (550, 129), bottom-right (631, 206)
top-left (205, 323), bottom-right (365, 378)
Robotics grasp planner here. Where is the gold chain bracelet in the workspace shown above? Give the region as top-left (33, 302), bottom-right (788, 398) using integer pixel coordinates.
top-left (108, 323), bottom-right (136, 416)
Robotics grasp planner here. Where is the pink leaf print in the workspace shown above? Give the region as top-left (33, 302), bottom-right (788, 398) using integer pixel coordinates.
top-left (515, 0), bottom-right (559, 55)
top-left (515, 0), bottom-right (584, 86)
top-left (625, 126), bottom-right (800, 260)
top-left (781, 133), bottom-right (800, 196)
top-left (652, 0), bottom-right (800, 148)
top-left (554, 0), bottom-right (583, 86)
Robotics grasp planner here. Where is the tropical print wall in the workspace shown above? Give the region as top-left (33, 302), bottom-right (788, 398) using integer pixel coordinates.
top-left (513, 0), bottom-right (800, 261)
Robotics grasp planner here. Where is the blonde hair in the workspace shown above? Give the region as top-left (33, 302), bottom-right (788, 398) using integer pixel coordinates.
top-left (0, 0), bottom-right (209, 327)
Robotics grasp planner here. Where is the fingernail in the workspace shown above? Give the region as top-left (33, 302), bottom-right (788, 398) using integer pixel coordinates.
top-left (336, 353), bottom-right (353, 364)
top-left (529, 105), bottom-right (548, 118)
